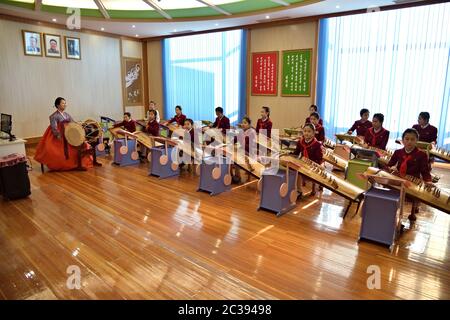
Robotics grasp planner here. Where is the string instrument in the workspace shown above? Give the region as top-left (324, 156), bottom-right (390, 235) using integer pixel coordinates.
top-left (429, 147), bottom-right (450, 163)
top-left (365, 167), bottom-right (450, 214)
top-left (321, 147), bottom-right (347, 171)
top-left (335, 133), bottom-right (359, 144)
top-left (221, 144), bottom-right (267, 179)
top-left (280, 154), bottom-right (365, 202)
top-left (283, 127), bottom-right (303, 137)
top-left (323, 138), bottom-right (336, 150)
top-left (350, 144), bottom-right (440, 183)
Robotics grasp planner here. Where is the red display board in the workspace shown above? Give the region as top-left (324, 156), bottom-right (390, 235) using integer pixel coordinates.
top-left (251, 51), bottom-right (278, 96)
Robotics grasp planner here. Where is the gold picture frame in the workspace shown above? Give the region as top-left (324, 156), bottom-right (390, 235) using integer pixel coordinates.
top-left (44, 33), bottom-right (62, 58)
top-left (22, 30), bottom-right (43, 57)
top-left (65, 36), bottom-right (81, 60)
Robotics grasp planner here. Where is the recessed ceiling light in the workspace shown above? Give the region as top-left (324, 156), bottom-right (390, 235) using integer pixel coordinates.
top-left (101, 27), bottom-right (105, 31)
top-left (336, 5), bottom-right (340, 9)
top-left (265, 15), bottom-right (270, 19)
top-left (215, 23), bottom-right (219, 26)
top-left (52, 18), bottom-right (57, 22)
top-left (135, 34), bottom-right (139, 37)
top-left (173, 29), bottom-right (177, 32)
top-left (132, 25), bottom-right (136, 28)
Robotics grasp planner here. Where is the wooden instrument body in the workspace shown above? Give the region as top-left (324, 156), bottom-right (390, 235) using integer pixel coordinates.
top-left (335, 133), bottom-right (359, 144)
top-left (280, 155), bottom-right (365, 202)
top-left (365, 167), bottom-right (450, 214)
top-left (430, 147), bottom-right (450, 162)
top-left (322, 147), bottom-right (347, 171)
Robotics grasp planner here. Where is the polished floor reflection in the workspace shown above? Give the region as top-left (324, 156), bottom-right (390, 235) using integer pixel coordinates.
top-left (0, 148), bottom-right (449, 299)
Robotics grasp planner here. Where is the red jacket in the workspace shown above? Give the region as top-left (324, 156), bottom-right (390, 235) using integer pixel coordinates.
top-left (168, 114), bottom-right (186, 126)
top-left (213, 115), bottom-right (230, 135)
top-left (349, 120), bottom-right (372, 137)
top-left (113, 120), bottom-right (136, 133)
top-left (364, 127), bottom-right (390, 150)
top-left (314, 124), bottom-right (325, 142)
top-left (293, 138), bottom-right (323, 164)
top-left (256, 118), bottom-right (273, 138)
top-left (387, 147), bottom-right (431, 182)
top-left (412, 124), bottom-right (438, 144)
top-left (305, 117), bottom-right (323, 126)
top-left (146, 120), bottom-right (159, 136)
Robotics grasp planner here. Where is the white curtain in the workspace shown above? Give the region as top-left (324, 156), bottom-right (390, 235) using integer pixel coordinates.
top-left (163, 29), bottom-right (245, 125)
top-left (317, 3), bottom-right (450, 149)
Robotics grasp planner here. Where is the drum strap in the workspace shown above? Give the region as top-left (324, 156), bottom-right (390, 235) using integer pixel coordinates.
top-left (59, 121), bottom-right (70, 160)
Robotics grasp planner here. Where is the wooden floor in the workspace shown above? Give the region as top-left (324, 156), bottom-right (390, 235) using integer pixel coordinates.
top-left (1, 147), bottom-right (449, 300)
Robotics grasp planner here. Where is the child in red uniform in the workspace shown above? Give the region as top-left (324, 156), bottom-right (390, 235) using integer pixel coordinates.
top-left (256, 106), bottom-right (273, 138)
top-left (387, 128), bottom-right (432, 221)
top-left (212, 106), bottom-right (231, 135)
top-left (113, 112), bottom-right (136, 133)
top-left (412, 112), bottom-right (438, 144)
top-left (164, 105), bottom-right (186, 126)
top-left (305, 105), bottom-right (323, 126)
top-left (233, 116), bottom-right (257, 183)
top-left (348, 108), bottom-right (372, 137)
top-left (182, 118), bottom-right (195, 144)
top-left (309, 112), bottom-right (325, 142)
top-left (292, 123), bottom-right (324, 196)
top-left (363, 113), bottom-right (390, 150)
top-left (146, 110), bottom-right (160, 136)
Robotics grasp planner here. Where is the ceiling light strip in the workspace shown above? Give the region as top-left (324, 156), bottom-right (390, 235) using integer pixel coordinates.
top-left (93, 0), bottom-right (110, 19)
top-left (34, 0), bottom-right (42, 11)
top-left (142, 0), bottom-right (172, 20)
top-left (196, 0), bottom-right (232, 16)
top-left (269, 0), bottom-right (290, 6)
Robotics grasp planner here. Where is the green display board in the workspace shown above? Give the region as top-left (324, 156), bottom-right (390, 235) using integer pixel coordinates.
top-left (281, 49), bottom-right (312, 96)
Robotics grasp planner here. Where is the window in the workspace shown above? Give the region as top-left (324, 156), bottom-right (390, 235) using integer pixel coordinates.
top-left (317, 3), bottom-right (450, 148)
top-left (163, 29), bottom-right (246, 125)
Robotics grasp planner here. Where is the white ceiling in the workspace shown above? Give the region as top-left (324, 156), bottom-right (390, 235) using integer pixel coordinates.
top-left (0, 0), bottom-right (410, 38)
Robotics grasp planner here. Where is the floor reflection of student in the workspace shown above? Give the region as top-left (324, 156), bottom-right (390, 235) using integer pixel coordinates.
top-left (292, 123), bottom-right (323, 196)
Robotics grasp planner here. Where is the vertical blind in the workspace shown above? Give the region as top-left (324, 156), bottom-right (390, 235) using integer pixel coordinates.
top-left (317, 3), bottom-right (450, 148)
top-left (163, 29), bottom-right (246, 125)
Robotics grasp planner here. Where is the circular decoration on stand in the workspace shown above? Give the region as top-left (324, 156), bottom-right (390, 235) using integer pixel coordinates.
top-left (119, 145), bottom-right (128, 155)
top-left (212, 167), bottom-right (221, 180)
top-left (279, 183), bottom-right (288, 198)
top-left (159, 155), bottom-right (168, 165)
top-left (223, 174), bottom-right (232, 186)
top-left (171, 162), bottom-right (179, 171)
top-left (290, 190), bottom-right (297, 204)
top-left (97, 143), bottom-right (105, 152)
top-left (131, 151), bottom-right (139, 161)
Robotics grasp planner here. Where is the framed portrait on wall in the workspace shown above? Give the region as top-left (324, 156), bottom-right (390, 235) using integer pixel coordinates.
top-left (65, 36), bottom-right (81, 60)
top-left (22, 30), bottom-right (43, 56)
top-left (44, 33), bottom-right (62, 58)
top-left (122, 57), bottom-right (143, 106)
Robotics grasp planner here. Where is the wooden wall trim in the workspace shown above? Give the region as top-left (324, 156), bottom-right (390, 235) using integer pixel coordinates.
top-left (119, 39), bottom-right (125, 112)
top-left (312, 20), bottom-right (319, 104)
top-left (142, 0), bottom-right (444, 41)
top-left (0, 13), bottom-right (142, 42)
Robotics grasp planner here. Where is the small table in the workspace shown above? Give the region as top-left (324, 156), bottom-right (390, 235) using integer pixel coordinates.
top-left (0, 138), bottom-right (27, 158)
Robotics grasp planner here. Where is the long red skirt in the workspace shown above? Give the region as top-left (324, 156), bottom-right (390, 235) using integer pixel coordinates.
top-left (34, 126), bottom-right (93, 171)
